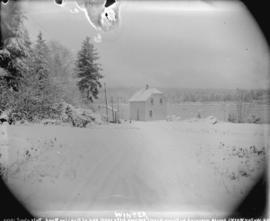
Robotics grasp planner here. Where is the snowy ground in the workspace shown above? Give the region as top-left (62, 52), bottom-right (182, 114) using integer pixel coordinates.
top-left (0, 120), bottom-right (268, 218)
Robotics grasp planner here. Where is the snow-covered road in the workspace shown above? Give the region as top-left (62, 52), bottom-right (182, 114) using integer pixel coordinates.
top-left (1, 121), bottom-right (267, 217)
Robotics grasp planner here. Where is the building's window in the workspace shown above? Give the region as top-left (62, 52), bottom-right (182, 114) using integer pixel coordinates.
top-left (160, 98), bottom-right (163, 104)
top-left (150, 98), bottom-right (154, 105)
top-left (149, 110), bottom-right (152, 117)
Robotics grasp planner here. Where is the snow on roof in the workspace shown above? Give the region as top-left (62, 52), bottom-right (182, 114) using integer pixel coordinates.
top-left (129, 87), bottom-right (163, 102)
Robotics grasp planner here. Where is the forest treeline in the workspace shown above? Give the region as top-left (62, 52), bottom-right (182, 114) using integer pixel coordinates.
top-left (96, 88), bottom-right (270, 104)
top-left (0, 2), bottom-right (102, 122)
top-left (163, 88), bottom-right (270, 103)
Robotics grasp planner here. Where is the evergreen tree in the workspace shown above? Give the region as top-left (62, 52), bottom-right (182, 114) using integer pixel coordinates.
top-left (0, 1), bottom-right (31, 91)
top-left (76, 37), bottom-right (102, 103)
top-left (33, 32), bottom-right (50, 92)
top-left (15, 32), bottom-right (59, 120)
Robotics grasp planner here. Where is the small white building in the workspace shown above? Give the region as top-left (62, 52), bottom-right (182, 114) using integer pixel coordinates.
top-left (129, 85), bottom-right (167, 121)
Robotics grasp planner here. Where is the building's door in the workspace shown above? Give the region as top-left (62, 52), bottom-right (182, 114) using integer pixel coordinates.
top-left (136, 109), bottom-right (140, 120)
top-left (149, 110), bottom-right (152, 119)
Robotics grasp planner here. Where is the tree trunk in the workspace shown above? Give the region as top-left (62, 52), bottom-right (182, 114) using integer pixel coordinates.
top-left (0, 2), bottom-right (3, 50)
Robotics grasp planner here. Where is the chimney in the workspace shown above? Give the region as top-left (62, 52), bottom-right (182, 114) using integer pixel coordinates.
top-left (145, 84), bottom-right (149, 90)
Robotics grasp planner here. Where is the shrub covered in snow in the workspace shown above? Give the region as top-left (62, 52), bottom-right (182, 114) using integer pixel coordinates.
top-left (0, 109), bottom-right (16, 125)
top-left (57, 102), bottom-right (104, 127)
top-left (166, 115), bottom-right (181, 121)
top-left (0, 101), bottom-right (104, 127)
top-left (41, 119), bottom-right (62, 125)
top-left (205, 116), bottom-right (218, 124)
top-left (247, 114), bottom-right (261, 124)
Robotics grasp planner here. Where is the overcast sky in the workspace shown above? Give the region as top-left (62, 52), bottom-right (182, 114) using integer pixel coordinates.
top-left (21, 0), bottom-right (269, 89)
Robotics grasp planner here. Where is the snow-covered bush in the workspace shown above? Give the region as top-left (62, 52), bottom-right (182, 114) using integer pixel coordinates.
top-left (166, 115), bottom-right (181, 121)
top-left (247, 114), bottom-right (260, 124)
top-left (206, 116), bottom-right (218, 124)
top-left (57, 102), bottom-right (103, 127)
top-left (41, 119), bottom-right (62, 125)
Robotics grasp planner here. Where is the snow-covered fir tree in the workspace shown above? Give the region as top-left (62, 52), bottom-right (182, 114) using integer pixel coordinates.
top-left (76, 36), bottom-right (103, 103)
top-left (33, 32), bottom-right (50, 92)
top-left (0, 1), bottom-right (31, 91)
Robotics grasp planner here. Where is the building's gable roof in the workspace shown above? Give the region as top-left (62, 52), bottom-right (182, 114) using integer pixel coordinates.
top-left (129, 87), bottom-right (163, 102)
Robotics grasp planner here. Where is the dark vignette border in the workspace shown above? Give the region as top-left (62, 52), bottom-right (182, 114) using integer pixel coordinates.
top-left (0, 0), bottom-right (269, 219)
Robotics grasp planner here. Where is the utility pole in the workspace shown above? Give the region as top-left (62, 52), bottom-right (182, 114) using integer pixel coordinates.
top-left (104, 83), bottom-right (108, 122)
top-left (117, 96), bottom-right (120, 123)
top-left (111, 96), bottom-right (114, 123)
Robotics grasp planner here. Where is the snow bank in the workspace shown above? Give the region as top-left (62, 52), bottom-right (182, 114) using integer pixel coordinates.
top-left (168, 115), bottom-right (218, 124)
top-left (50, 102), bottom-right (104, 127)
top-left (166, 115), bottom-right (181, 121)
top-left (3, 120), bottom-right (268, 216)
top-left (205, 115), bottom-right (218, 124)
